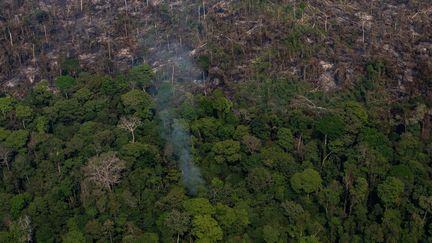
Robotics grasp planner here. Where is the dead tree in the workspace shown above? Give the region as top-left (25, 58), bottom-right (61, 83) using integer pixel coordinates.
top-left (118, 116), bottom-right (142, 143)
top-left (0, 144), bottom-right (11, 171)
top-left (14, 215), bottom-right (33, 243)
top-left (290, 95), bottom-right (328, 114)
top-left (83, 152), bottom-right (126, 191)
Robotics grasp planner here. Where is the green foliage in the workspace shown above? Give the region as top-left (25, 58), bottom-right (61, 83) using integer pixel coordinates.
top-left (396, 132), bottom-right (421, 159)
top-left (191, 117), bottom-right (222, 142)
top-left (5, 130), bottom-right (29, 150)
top-left (197, 55), bottom-right (210, 71)
top-left (350, 177), bottom-right (368, 205)
top-left (343, 101), bottom-right (368, 133)
top-left (246, 167), bottom-right (273, 193)
top-left (10, 193), bottom-right (31, 218)
top-left (62, 58), bottom-right (81, 76)
top-left (0, 128), bottom-right (11, 140)
top-left (0, 49), bottom-right (429, 242)
top-left (0, 96), bottom-right (15, 117)
top-left (129, 233), bottom-right (159, 243)
top-left (121, 89), bottom-right (152, 117)
top-left (35, 116), bottom-right (48, 133)
top-left (290, 168), bottom-right (322, 194)
top-left (366, 59), bottom-right (385, 82)
top-left (62, 230), bottom-right (86, 243)
top-left (15, 104), bottom-right (33, 127)
top-left (215, 203), bottom-right (249, 233)
top-left (101, 76), bottom-right (128, 96)
top-left (120, 142), bottom-right (160, 168)
top-left (262, 225), bottom-right (281, 243)
top-left (388, 164), bottom-right (414, 185)
top-left (161, 210), bottom-right (190, 237)
top-left (281, 200), bottom-right (304, 223)
top-left (378, 177), bottom-right (405, 207)
top-left (15, 104), bottom-right (32, 120)
top-left (55, 75), bottom-right (77, 95)
top-left (300, 235), bottom-right (321, 243)
top-left (212, 140), bottom-right (241, 164)
top-left (276, 128), bottom-right (294, 152)
top-left (31, 80), bottom-right (53, 106)
top-left (191, 214), bottom-right (223, 243)
top-left (315, 113), bottom-right (345, 140)
top-left (358, 127), bottom-right (393, 159)
top-left (127, 64), bottom-right (154, 88)
top-left (214, 95), bottom-right (233, 118)
top-left (282, 24), bottom-right (318, 58)
top-left (183, 198), bottom-right (215, 216)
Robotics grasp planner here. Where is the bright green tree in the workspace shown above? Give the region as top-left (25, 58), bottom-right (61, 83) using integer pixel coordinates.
top-left (54, 75), bottom-right (77, 97)
top-left (290, 168), bottom-right (322, 194)
top-left (183, 198), bottom-right (215, 216)
top-left (276, 128), bottom-right (294, 152)
top-left (15, 104), bottom-right (33, 128)
top-left (121, 89), bottom-right (152, 116)
top-left (191, 214), bottom-right (223, 243)
top-left (0, 96), bottom-right (14, 118)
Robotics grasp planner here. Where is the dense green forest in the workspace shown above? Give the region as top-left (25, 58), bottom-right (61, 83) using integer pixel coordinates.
top-left (1, 0), bottom-right (432, 242)
top-left (0, 58), bottom-right (431, 243)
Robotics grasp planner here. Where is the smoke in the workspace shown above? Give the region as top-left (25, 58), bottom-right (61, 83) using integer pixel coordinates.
top-left (171, 118), bottom-right (204, 195)
top-left (134, 1), bottom-right (206, 195)
top-left (150, 41), bottom-right (205, 195)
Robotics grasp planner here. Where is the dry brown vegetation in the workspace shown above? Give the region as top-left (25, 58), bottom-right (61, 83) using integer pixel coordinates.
top-left (0, 0), bottom-right (431, 99)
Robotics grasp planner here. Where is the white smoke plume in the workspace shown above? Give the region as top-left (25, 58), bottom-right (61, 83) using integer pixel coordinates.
top-left (149, 41), bottom-right (205, 195)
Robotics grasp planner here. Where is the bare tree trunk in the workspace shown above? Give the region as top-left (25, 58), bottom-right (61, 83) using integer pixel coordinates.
top-left (198, 6), bottom-right (201, 22)
top-left (171, 65), bottom-right (175, 85)
top-left (2, 154), bottom-right (10, 170)
top-left (203, 1), bottom-right (206, 20)
top-left (303, 65), bottom-right (307, 80)
top-left (43, 25), bottom-right (48, 42)
top-left (322, 151), bottom-right (333, 167)
top-left (32, 43), bottom-right (36, 64)
top-left (325, 16), bottom-right (328, 32)
top-left (8, 30), bottom-right (13, 47)
top-left (108, 41), bottom-right (112, 60)
top-left (57, 161), bottom-right (61, 174)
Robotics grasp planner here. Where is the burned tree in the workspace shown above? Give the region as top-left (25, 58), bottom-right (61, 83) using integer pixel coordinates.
top-left (0, 144), bottom-right (11, 171)
top-left (82, 152), bottom-right (126, 191)
top-left (118, 116), bottom-right (142, 143)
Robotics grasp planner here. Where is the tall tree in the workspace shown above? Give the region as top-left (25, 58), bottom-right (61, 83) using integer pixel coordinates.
top-left (191, 214), bottom-right (223, 243)
top-left (82, 152), bottom-right (126, 191)
top-left (118, 116), bottom-right (142, 143)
